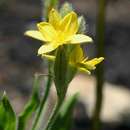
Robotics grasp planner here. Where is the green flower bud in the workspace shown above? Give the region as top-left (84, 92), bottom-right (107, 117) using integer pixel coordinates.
top-left (54, 46), bottom-right (69, 99)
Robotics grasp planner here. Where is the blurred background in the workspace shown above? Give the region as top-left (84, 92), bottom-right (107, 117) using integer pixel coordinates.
top-left (0, 0), bottom-right (130, 130)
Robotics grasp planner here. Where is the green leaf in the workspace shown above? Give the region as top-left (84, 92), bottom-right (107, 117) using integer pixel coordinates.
top-left (0, 92), bottom-right (17, 130)
top-left (54, 46), bottom-right (69, 99)
top-left (51, 93), bottom-right (79, 130)
top-left (17, 74), bottom-right (41, 130)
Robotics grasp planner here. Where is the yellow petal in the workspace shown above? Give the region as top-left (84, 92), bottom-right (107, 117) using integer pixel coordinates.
top-left (25, 30), bottom-right (46, 41)
top-left (86, 57), bottom-right (104, 66)
top-left (38, 43), bottom-right (58, 54)
top-left (60, 11), bottom-right (78, 36)
top-left (78, 67), bottom-right (91, 74)
top-left (70, 34), bottom-right (93, 44)
top-left (42, 54), bottom-right (55, 61)
top-left (49, 8), bottom-right (61, 30)
top-left (77, 57), bottom-right (104, 73)
top-left (37, 22), bottom-right (57, 42)
top-left (69, 45), bottom-right (84, 63)
top-left (77, 62), bottom-right (95, 71)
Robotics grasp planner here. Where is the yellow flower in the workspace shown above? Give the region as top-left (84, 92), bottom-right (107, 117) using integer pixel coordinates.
top-left (25, 9), bottom-right (92, 55)
top-left (42, 45), bottom-right (104, 74)
top-left (69, 45), bottom-right (104, 74)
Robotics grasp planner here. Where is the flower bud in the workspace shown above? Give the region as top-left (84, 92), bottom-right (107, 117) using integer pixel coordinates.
top-left (54, 46), bottom-right (68, 99)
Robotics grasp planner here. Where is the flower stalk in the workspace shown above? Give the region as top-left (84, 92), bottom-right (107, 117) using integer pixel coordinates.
top-left (44, 96), bottom-right (64, 130)
top-left (32, 71), bottom-right (53, 130)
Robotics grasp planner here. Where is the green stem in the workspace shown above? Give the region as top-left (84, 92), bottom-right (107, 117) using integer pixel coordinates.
top-left (92, 0), bottom-right (106, 130)
top-left (44, 97), bottom-right (63, 130)
top-left (32, 63), bottom-right (53, 130)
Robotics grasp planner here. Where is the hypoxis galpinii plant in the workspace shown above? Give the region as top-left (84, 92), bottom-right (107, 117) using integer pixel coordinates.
top-left (0, 2), bottom-right (104, 130)
top-left (25, 7), bottom-right (104, 130)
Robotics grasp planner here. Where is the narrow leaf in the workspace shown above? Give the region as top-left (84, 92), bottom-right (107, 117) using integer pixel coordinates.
top-left (0, 92), bottom-right (17, 130)
top-left (17, 74), bottom-right (41, 130)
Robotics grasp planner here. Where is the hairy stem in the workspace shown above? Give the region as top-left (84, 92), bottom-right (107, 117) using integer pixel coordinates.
top-left (32, 63), bottom-right (53, 130)
top-left (44, 97), bottom-right (63, 130)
